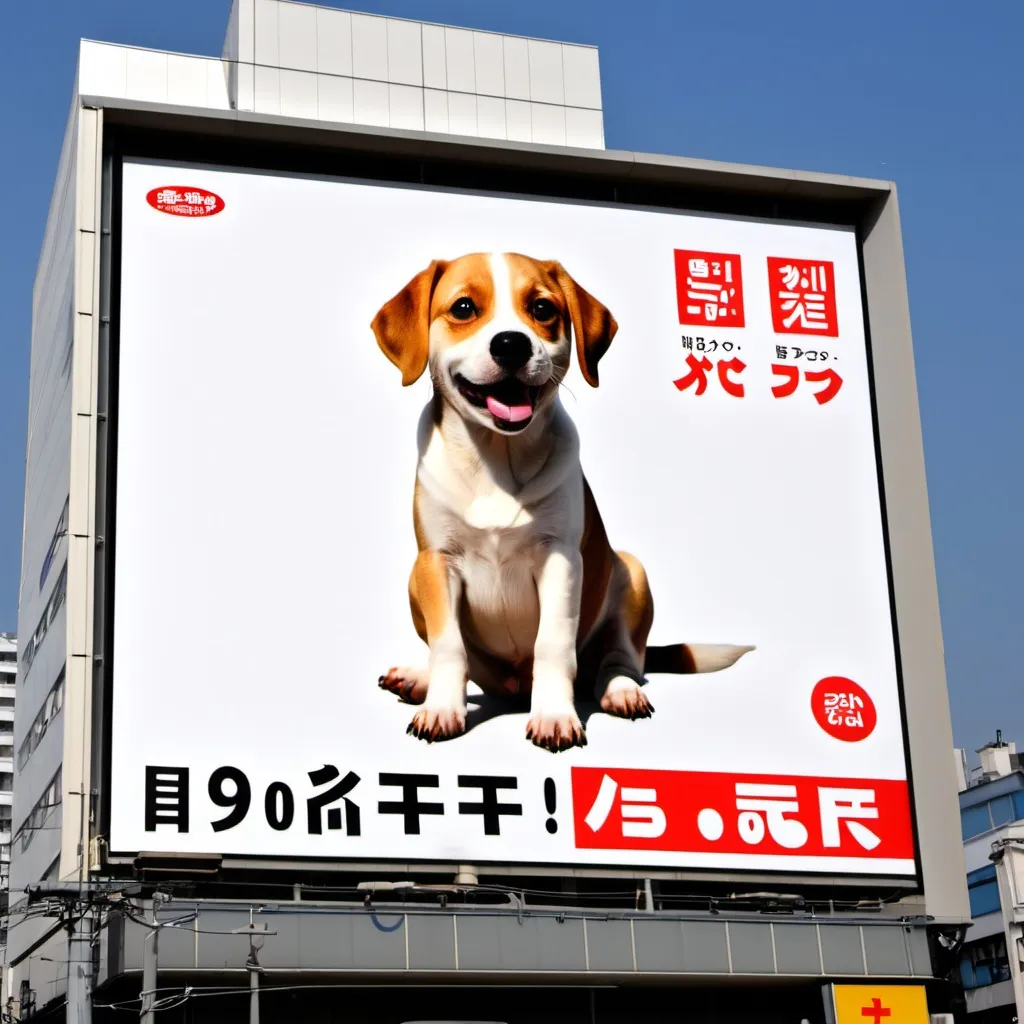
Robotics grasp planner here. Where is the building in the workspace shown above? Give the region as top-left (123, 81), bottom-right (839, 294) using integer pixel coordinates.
top-left (0, 633), bottom-right (15, 984)
top-left (957, 735), bottom-right (1024, 1023)
top-left (10, 2), bottom-right (968, 1021)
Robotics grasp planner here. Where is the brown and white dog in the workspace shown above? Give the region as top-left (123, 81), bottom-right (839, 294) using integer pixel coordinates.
top-left (371, 253), bottom-right (752, 752)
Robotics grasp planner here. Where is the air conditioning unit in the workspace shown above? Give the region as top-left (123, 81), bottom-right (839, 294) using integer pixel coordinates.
top-left (930, 1015), bottom-right (955, 1024)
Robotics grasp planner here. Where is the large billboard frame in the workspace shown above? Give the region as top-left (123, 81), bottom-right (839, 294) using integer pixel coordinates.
top-left (85, 100), bottom-right (964, 911)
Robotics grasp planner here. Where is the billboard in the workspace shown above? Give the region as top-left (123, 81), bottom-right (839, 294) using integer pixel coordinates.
top-left (108, 158), bottom-right (915, 876)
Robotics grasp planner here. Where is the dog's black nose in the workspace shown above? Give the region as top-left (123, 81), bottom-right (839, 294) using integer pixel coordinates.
top-left (490, 331), bottom-right (533, 371)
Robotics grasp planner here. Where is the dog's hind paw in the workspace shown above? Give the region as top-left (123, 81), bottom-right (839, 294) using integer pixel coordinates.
top-left (599, 676), bottom-right (654, 720)
top-left (407, 704), bottom-right (467, 742)
top-left (526, 709), bottom-right (587, 752)
top-left (379, 666), bottom-right (429, 704)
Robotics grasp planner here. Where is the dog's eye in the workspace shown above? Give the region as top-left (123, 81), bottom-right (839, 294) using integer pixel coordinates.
top-left (531, 298), bottom-right (558, 323)
top-left (450, 297), bottom-right (477, 321)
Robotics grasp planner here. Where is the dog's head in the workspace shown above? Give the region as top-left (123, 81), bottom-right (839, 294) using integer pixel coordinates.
top-left (370, 253), bottom-right (617, 434)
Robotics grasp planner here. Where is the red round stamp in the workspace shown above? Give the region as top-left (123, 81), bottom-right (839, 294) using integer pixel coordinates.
top-left (811, 676), bottom-right (877, 741)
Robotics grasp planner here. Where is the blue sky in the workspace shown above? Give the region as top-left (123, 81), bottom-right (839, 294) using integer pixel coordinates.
top-left (1, 1), bottom-right (1021, 756)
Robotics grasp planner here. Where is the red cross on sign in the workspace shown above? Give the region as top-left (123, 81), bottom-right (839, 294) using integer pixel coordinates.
top-left (862, 998), bottom-right (892, 1023)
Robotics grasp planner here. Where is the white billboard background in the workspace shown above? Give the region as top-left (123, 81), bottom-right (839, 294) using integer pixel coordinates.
top-left (110, 159), bottom-right (910, 873)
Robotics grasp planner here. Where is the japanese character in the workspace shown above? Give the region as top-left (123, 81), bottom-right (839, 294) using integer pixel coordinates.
top-left (818, 787), bottom-right (881, 850)
top-left (457, 776), bottom-right (523, 835)
top-left (721, 341), bottom-right (734, 352)
top-left (716, 357), bottom-right (746, 398)
top-left (145, 766), bottom-right (190, 833)
top-left (805, 368), bottom-right (843, 405)
top-left (307, 765), bottom-right (361, 835)
top-left (676, 250), bottom-right (746, 327)
top-left (775, 345), bottom-right (788, 360)
top-left (156, 189), bottom-right (180, 205)
top-left (771, 363), bottom-right (800, 398)
top-left (681, 336), bottom-right (693, 350)
top-left (768, 258), bottom-right (838, 336)
top-left (673, 354), bottom-right (712, 395)
top-left (378, 773), bottom-right (444, 834)
top-left (583, 774), bottom-right (666, 839)
top-left (734, 783), bottom-right (808, 849)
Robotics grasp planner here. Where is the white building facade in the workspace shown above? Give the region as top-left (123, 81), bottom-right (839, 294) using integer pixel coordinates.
top-left (957, 736), bottom-right (1024, 1022)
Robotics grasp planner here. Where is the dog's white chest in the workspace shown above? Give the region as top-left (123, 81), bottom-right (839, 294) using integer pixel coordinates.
top-left (463, 488), bottom-right (532, 532)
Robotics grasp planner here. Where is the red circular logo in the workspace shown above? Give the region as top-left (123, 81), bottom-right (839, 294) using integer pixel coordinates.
top-left (811, 677), bottom-right (876, 741)
top-left (146, 186), bottom-right (225, 218)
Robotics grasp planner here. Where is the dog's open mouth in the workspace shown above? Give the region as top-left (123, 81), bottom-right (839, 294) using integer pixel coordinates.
top-left (453, 374), bottom-right (541, 432)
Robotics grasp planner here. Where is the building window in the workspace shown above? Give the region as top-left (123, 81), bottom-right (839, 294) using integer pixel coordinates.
top-left (0, 772), bottom-right (12, 793)
top-left (0, 722), bottom-right (11, 735)
top-left (960, 935), bottom-right (1011, 989)
top-left (14, 766), bottom-right (62, 853)
top-left (16, 668), bottom-right (66, 770)
top-left (961, 790), bottom-right (1024, 840)
top-left (0, 746), bottom-right (12, 759)
top-left (967, 865), bottom-right (1002, 918)
top-left (989, 795), bottom-right (1016, 827)
top-left (0, 698), bottom-right (13, 708)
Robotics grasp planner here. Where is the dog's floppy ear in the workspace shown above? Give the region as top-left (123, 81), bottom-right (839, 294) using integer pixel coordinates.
top-left (546, 262), bottom-right (618, 387)
top-left (371, 261), bottom-right (447, 386)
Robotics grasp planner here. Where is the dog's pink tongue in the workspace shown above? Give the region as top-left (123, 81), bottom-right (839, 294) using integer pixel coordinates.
top-left (486, 395), bottom-right (532, 423)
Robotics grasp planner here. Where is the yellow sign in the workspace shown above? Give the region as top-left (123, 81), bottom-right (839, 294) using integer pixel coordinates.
top-left (832, 985), bottom-right (929, 1024)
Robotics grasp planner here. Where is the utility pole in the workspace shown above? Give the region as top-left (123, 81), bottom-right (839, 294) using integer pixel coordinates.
top-left (140, 894), bottom-right (167, 1023)
top-left (232, 922), bottom-right (273, 1024)
top-left (66, 908), bottom-right (92, 1024)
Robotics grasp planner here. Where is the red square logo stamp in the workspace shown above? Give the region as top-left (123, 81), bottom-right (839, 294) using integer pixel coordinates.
top-left (767, 257), bottom-right (839, 337)
top-left (674, 250), bottom-right (745, 327)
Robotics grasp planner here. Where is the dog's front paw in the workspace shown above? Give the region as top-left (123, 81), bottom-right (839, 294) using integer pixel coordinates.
top-left (526, 709), bottom-right (586, 752)
top-left (599, 676), bottom-right (654, 720)
top-left (379, 666), bottom-right (429, 704)
top-left (407, 704), bottom-right (467, 742)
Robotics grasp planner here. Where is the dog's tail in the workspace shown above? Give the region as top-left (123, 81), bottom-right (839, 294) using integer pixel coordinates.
top-left (643, 643), bottom-right (755, 675)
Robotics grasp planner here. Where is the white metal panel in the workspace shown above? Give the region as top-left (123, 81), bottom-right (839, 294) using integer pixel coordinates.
top-left (562, 45), bottom-right (602, 110)
top-left (531, 102), bottom-right (566, 145)
top-left (237, 60), bottom-right (256, 112)
top-left (316, 6), bottom-right (353, 77)
top-left (352, 78), bottom-right (389, 126)
top-left (351, 13), bottom-right (387, 82)
top-left (254, 0), bottom-right (279, 67)
top-left (423, 88), bottom-right (449, 134)
top-left (502, 36), bottom-right (530, 101)
top-left (389, 84), bottom-right (424, 131)
top-left (386, 18), bottom-right (422, 86)
top-left (422, 24), bottom-right (446, 90)
top-left (505, 98), bottom-right (532, 142)
top-left (565, 106), bottom-right (604, 149)
top-left (444, 27), bottom-right (475, 93)
top-left (78, 41), bottom-right (128, 99)
top-left (476, 95), bottom-right (506, 140)
top-left (166, 54), bottom-right (211, 108)
top-left (446, 90), bottom-right (477, 136)
top-left (253, 64), bottom-right (281, 114)
top-left (473, 32), bottom-right (504, 98)
top-left (527, 39), bottom-right (564, 104)
top-left (234, 0), bottom-right (255, 63)
top-left (125, 48), bottom-right (168, 104)
top-left (279, 69), bottom-right (318, 119)
top-left (317, 74), bottom-right (354, 123)
top-left (206, 58), bottom-right (232, 110)
top-left (277, 0), bottom-right (318, 72)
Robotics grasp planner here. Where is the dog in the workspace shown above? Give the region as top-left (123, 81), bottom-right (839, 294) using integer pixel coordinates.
top-left (371, 253), bottom-right (752, 752)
